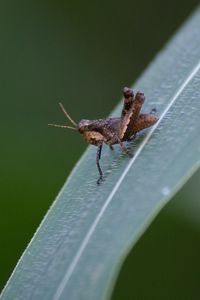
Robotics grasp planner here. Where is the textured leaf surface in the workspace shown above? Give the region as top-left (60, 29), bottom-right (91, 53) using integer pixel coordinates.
top-left (1, 7), bottom-right (200, 300)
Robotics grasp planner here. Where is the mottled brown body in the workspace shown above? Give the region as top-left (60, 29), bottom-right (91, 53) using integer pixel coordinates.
top-left (49, 87), bottom-right (158, 184)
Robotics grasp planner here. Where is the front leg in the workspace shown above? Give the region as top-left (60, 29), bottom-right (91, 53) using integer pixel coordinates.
top-left (96, 145), bottom-right (103, 184)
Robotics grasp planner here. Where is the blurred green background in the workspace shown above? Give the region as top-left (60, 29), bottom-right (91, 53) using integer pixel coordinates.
top-left (1, 0), bottom-right (200, 298)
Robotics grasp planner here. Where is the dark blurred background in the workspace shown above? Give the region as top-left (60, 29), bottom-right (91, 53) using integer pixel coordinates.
top-left (1, 0), bottom-right (200, 298)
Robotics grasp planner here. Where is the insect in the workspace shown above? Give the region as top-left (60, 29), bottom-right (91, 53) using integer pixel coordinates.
top-left (48, 87), bottom-right (158, 184)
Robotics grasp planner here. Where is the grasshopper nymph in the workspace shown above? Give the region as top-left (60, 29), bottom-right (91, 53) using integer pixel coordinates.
top-left (48, 87), bottom-right (158, 184)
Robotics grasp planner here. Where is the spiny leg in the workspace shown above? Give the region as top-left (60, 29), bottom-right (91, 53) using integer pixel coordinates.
top-left (96, 145), bottom-right (103, 184)
top-left (124, 91), bottom-right (145, 138)
top-left (133, 91), bottom-right (145, 116)
top-left (121, 87), bottom-right (134, 118)
top-left (119, 89), bottom-right (145, 140)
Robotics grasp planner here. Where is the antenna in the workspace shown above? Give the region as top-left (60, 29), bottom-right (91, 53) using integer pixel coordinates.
top-left (48, 123), bottom-right (77, 130)
top-left (48, 102), bottom-right (78, 130)
top-left (59, 102), bottom-right (77, 127)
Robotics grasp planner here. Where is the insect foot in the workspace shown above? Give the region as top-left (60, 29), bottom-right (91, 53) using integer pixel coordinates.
top-left (97, 175), bottom-right (103, 185)
top-left (150, 107), bottom-right (157, 114)
top-left (48, 87), bottom-right (158, 184)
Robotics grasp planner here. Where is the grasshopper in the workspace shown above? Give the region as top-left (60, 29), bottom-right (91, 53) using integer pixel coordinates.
top-left (48, 87), bottom-right (158, 184)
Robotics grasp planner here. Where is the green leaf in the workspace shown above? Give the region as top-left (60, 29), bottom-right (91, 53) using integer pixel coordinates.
top-left (1, 7), bottom-right (200, 300)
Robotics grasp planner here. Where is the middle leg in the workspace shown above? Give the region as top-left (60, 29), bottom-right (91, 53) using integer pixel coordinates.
top-left (118, 138), bottom-right (133, 158)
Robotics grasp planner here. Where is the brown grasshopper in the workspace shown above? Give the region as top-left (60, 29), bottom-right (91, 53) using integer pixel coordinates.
top-left (48, 87), bottom-right (158, 184)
